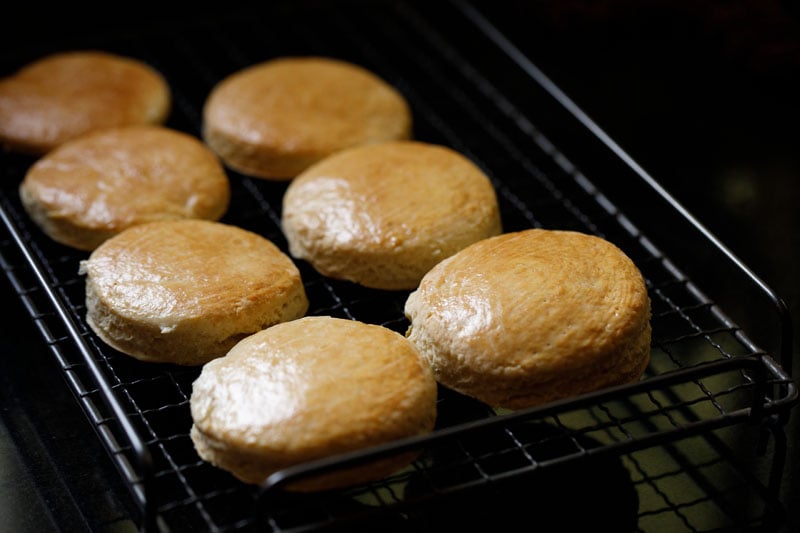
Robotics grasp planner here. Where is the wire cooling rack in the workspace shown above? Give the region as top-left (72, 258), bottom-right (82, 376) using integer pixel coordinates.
top-left (0, 1), bottom-right (796, 531)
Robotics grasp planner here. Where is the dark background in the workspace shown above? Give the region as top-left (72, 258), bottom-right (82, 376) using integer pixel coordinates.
top-left (472, 0), bottom-right (800, 332)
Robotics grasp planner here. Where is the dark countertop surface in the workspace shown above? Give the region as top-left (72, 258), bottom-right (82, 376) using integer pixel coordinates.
top-left (1, 1), bottom-right (798, 531)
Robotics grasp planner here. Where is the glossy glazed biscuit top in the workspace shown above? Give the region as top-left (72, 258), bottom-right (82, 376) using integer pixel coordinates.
top-left (281, 140), bottom-right (502, 289)
top-left (0, 51), bottom-right (171, 154)
top-left (190, 316), bottom-right (437, 485)
top-left (84, 220), bottom-right (302, 324)
top-left (20, 126), bottom-right (230, 251)
top-left (81, 219), bottom-right (308, 365)
top-left (405, 229), bottom-right (651, 409)
top-left (202, 56), bottom-right (412, 179)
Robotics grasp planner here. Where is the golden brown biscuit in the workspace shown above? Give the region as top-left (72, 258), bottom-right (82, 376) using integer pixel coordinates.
top-left (404, 229), bottom-right (651, 409)
top-left (80, 219), bottom-right (308, 365)
top-left (0, 51), bottom-right (171, 155)
top-left (190, 316), bottom-right (437, 490)
top-left (19, 125), bottom-right (230, 251)
top-left (202, 56), bottom-right (412, 180)
top-left (281, 140), bottom-right (502, 290)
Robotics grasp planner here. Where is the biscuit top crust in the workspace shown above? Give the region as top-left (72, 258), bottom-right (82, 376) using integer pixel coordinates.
top-left (81, 220), bottom-right (302, 324)
top-left (203, 57), bottom-right (411, 157)
top-left (190, 316), bottom-right (437, 456)
top-left (21, 126), bottom-right (229, 246)
top-left (0, 51), bottom-right (171, 154)
top-left (405, 229), bottom-right (651, 376)
top-left (283, 140), bottom-right (501, 257)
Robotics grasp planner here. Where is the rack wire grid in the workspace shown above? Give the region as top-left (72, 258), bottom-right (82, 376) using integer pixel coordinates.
top-left (0, 1), bottom-right (796, 531)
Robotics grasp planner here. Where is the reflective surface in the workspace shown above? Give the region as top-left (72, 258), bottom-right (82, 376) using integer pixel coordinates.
top-left (0, 275), bottom-right (137, 532)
